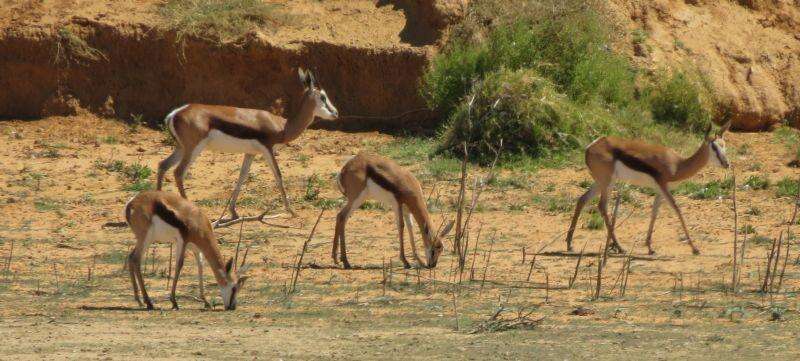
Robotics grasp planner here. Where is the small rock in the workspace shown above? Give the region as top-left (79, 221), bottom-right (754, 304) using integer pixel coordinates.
top-left (570, 307), bottom-right (595, 316)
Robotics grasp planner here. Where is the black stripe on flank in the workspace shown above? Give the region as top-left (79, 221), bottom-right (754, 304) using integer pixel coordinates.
top-left (153, 201), bottom-right (188, 236)
top-left (612, 149), bottom-right (661, 179)
top-left (365, 166), bottom-right (402, 197)
top-left (208, 117), bottom-right (264, 140)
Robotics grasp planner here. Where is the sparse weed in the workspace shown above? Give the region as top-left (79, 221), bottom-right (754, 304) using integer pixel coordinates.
top-left (304, 173), bottom-right (324, 201)
top-left (775, 177), bottom-right (800, 198)
top-left (584, 210), bottom-right (603, 230)
top-left (743, 175), bottom-right (770, 190)
top-left (53, 25), bottom-right (107, 65)
top-left (159, 0), bottom-right (290, 56)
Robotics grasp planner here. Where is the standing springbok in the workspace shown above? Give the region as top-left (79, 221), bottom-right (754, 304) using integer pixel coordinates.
top-left (156, 68), bottom-right (338, 220)
top-left (333, 153), bottom-right (454, 269)
top-left (564, 121), bottom-right (731, 255)
top-left (125, 190), bottom-right (250, 310)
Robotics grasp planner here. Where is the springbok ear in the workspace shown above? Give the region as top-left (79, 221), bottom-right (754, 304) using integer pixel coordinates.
top-left (298, 68), bottom-right (309, 88)
top-left (306, 70), bottom-right (317, 89)
top-left (225, 258), bottom-right (234, 274)
top-left (718, 120), bottom-right (732, 138)
top-left (237, 276), bottom-right (249, 286)
top-left (439, 220), bottom-right (455, 238)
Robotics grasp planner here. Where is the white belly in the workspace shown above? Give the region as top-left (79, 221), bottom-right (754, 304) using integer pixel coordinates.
top-left (149, 215), bottom-right (182, 242)
top-left (612, 161), bottom-right (657, 188)
top-left (205, 130), bottom-right (264, 154)
top-left (365, 179), bottom-right (398, 208)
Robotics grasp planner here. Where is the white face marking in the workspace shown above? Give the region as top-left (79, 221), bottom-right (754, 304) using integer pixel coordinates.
top-left (613, 161), bottom-right (658, 188)
top-left (205, 129), bottom-right (263, 155)
top-left (220, 282), bottom-right (234, 310)
top-left (315, 89), bottom-right (338, 120)
top-left (709, 139), bottom-right (729, 168)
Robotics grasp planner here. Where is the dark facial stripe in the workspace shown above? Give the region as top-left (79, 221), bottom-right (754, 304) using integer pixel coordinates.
top-left (612, 149), bottom-right (661, 179)
top-left (208, 117), bottom-right (263, 141)
top-left (153, 201), bottom-right (188, 236)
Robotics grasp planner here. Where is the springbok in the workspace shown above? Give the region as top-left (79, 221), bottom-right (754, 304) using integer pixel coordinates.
top-left (564, 121), bottom-right (731, 255)
top-left (125, 190), bottom-right (250, 310)
top-left (156, 68), bottom-right (338, 220)
top-left (333, 152), bottom-right (454, 269)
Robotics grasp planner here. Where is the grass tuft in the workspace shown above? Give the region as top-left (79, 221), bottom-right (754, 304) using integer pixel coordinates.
top-left (159, 0), bottom-right (289, 51)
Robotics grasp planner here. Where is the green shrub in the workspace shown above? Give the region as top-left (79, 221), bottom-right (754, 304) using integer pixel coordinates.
top-left (646, 70), bottom-right (714, 133)
top-left (438, 68), bottom-right (600, 162)
top-left (743, 175), bottom-right (770, 190)
top-left (775, 177), bottom-right (800, 198)
top-left (421, 42), bottom-right (491, 116)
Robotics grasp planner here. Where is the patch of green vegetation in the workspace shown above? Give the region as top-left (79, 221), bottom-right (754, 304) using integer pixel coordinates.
top-left (773, 126), bottom-right (800, 161)
top-left (159, 0), bottom-right (289, 51)
top-left (749, 235), bottom-right (773, 246)
top-left (421, 0), bottom-right (709, 164)
top-left (34, 198), bottom-right (63, 216)
top-left (584, 210), bottom-right (603, 230)
top-left (314, 198), bottom-right (342, 210)
top-left (425, 157), bottom-right (462, 180)
top-left (54, 25), bottom-right (107, 65)
top-left (95, 159), bottom-right (153, 192)
top-left (378, 137), bottom-right (436, 165)
top-left (674, 178), bottom-right (733, 200)
top-left (646, 69), bottom-right (715, 133)
top-left (775, 177), bottom-right (799, 198)
top-left (739, 225), bottom-right (756, 235)
top-left (100, 135), bottom-right (118, 144)
top-left (532, 193), bottom-right (574, 213)
top-left (631, 29), bottom-right (648, 45)
top-left (488, 174), bottom-right (531, 190)
top-left (123, 181), bottom-right (153, 192)
top-left (303, 173), bottom-right (324, 201)
top-left (743, 175), bottom-right (770, 190)
top-left (745, 207), bottom-right (762, 216)
top-left (127, 114), bottom-right (144, 134)
top-left (360, 200), bottom-right (385, 211)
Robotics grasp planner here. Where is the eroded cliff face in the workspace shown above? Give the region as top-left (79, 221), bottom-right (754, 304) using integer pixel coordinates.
top-left (0, 0), bottom-right (466, 128)
top-left (610, 0), bottom-right (800, 130)
top-left (1, 1), bottom-right (796, 131)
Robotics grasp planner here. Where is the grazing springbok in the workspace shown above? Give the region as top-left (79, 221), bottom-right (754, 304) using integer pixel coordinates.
top-left (125, 190), bottom-right (250, 310)
top-left (333, 152), bottom-right (454, 269)
top-left (564, 121), bottom-right (731, 255)
top-left (156, 68), bottom-right (338, 220)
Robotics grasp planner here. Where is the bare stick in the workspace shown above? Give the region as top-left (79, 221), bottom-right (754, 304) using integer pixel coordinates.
top-left (594, 245), bottom-right (603, 300)
top-left (769, 231), bottom-right (783, 292)
top-left (569, 242), bottom-right (588, 289)
top-left (382, 255), bottom-right (387, 297)
top-left (737, 224), bottom-right (749, 292)
top-left (234, 220), bottom-right (245, 267)
top-left (521, 247), bottom-right (526, 265)
top-left (461, 223), bottom-right (481, 284)
top-left (214, 210), bottom-right (288, 229)
top-left (469, 227), bottom-right (481, 282)
top-left (452, 289), bottom-right (460, 331)
top-left (761, 232), bottom-right (780, 293)
top-left (731, 168), bottom-right (739, 292)
top-left (545, 271), bottom-right (550, 303)
top-left (290, 210), bottom-right (324, 293)
top-left (454, 142), bottom-right (468, 257)
top-left (790, 175), bottom-right (800, 225)
top-left (776, 239), bottom-right (791, 293)
top-left (4, 240), bottom-right (13, 272)
top-left (480, 234), bottom-right (496, 293)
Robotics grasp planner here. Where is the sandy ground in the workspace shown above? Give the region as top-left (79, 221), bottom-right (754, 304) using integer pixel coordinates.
top-left (1, 115), bottom-right (799, 359)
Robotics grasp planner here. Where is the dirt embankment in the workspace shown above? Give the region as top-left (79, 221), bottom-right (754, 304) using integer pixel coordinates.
top-left (0, 0), bottom-right (465, 129)
top-left (612, 0), bottom-right (800, 130)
